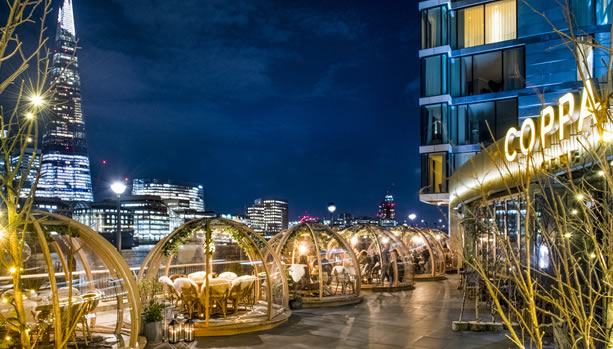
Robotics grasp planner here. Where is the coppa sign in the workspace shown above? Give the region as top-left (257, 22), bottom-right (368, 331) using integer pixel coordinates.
top-left (504, 83), bottom-right (602, 162)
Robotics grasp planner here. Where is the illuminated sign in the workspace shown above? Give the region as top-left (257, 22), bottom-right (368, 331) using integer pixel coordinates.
top-left (504, 82), bottom-right (603, 162)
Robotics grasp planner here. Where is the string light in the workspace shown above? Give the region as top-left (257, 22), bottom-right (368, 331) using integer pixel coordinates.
top-left (26, 112), bottom-right (34, 119)
top-left (576, 193), bottom-right (585, 201)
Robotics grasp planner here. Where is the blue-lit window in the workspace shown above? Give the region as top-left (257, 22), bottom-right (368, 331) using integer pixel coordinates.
top-left (448, 98), bottom-right (517, 145)
top-left (421, 103), bottom-right (448, 145)
top-left (421, 6), bottom-right (448, 49)
top-left (449, 47), bottom-right (524, 97)
top-left (421, 54), bottom-right (448, 97)
top-left (569, 0), bottom-right (595, 27)
top-left (597, 0), bottom-right (612, 24)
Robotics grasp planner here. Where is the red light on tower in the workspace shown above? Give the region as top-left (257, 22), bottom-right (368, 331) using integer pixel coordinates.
top-left (124, 177), bottom-right (129, 182)
top-left (102, 160), bottom-right (107, 165)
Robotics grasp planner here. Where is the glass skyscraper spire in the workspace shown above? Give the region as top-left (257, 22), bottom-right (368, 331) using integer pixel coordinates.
top-left (38, 0), bottom-right (94, 202)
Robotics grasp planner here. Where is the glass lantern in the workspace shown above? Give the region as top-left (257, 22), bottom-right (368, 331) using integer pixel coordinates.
top-left (184, 316), bottom-right (195, 342)
top-left (168, 315), bottom-right (180, 343)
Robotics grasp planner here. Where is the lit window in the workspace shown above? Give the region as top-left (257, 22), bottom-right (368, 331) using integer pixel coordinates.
top-left (485, 0), bottom-right (516, 44)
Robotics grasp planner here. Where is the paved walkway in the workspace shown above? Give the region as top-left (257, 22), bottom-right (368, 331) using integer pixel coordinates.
top-left (150, 275), bottom-right (514, 349)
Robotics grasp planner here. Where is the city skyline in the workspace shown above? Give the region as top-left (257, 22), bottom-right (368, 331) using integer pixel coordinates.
top-left (59, 0), bottom-right (441, 221)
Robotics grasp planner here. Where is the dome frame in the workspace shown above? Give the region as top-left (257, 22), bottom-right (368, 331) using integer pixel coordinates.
top-left (340, 225), bottom-right (415, 292)
top-left (138, 217), bottom-right (290, 336)
top-left (3, 211), bottom-right (142, 348)
top-left (275, 223), bottom-right (362, 307)
top-left (393, 226), bottom-right (447, 280)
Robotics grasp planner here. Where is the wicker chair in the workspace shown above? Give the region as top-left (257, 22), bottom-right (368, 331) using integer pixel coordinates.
top-left (79, 291), bottom-right (101, 345)
top-left (200, 279), bottom-right (231, 318)
top-left (159, 276), bottom-right (180, 306)
top-left (174, 278), bottom-right (199, 316)
top-left (228, 275), bottom-right (257, 313)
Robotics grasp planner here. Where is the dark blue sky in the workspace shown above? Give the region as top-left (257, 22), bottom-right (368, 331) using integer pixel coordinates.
top-left (63, 0), bottom-right (443, 222)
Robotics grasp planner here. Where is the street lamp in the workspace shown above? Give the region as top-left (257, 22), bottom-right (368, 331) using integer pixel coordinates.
top-left (111, 181), bottom-right (127, 251)
top-left (327, 202), bottom-right (336, 226)
top-left (408, 213), bottom-right (416, 222)
top-left (30, 94), bottom-right (43, 107)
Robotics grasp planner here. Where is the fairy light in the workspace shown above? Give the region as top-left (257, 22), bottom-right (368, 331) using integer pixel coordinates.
top-left (26, 112), bottom-right (34, 119)
top-left (576, 193), bottom-right (585, 201)
top-left (563, 232), bottom-right (572, 238)
top-left (571, 209), bottom-right (578, 215)
top-left (9, 267), bottom-right (16, 274)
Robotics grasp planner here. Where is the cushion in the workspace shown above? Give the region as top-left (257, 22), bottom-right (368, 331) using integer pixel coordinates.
top-left (203, 278), bottom-right (231, 294)
top-left (288, 264), bottom-right (306, 283)
top-left (58, 287), bottom-right (80, 298)
top-left (158, 276), bottom-right (174, 287)
top-left (231, 275), bottom-right (256, 289)
top-left (174, 278), bottom-right (198, 294)
top-left (188, 272), bottom-right (208, 282)
top-left (217, 272), bottom-right (238, 281)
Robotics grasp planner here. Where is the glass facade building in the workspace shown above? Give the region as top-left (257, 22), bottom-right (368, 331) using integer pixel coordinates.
top-left (247, 198), bottom-right (289, 238)
top-left (73, 195), bottom-right (171, 244)
top-left (418, 0), bottom-right (612, 206)
top-left (131, 178), bottom-right (205, 212)
top-left (37, 0), bottom-right (94, 203)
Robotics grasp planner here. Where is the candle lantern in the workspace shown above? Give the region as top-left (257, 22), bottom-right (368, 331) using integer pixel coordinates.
top-left (184, 316), bottom-right (195, 342)
top-left (168, 315), bottom-right (180, 344)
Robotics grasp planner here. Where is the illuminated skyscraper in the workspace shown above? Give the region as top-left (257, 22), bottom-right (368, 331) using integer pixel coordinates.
top-left (37, 0), bottom-right (94, 202)
top-left (247, 198), bottom-right (288, 238)
top-left (377, 194), bottom-right (397, 227)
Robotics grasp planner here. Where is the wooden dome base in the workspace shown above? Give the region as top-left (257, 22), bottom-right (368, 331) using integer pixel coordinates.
top-left (301, 295), bottom-right (363, 308)
top-left (414, 275), bottom-right (447, 282)
top-left (361, 283), bottom-right (416, 292)
top-left (194, 311), bottom-right (290, 336)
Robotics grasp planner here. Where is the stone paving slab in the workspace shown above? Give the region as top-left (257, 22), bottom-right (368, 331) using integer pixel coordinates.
top-left (148, 275), bottom-right (514, 349)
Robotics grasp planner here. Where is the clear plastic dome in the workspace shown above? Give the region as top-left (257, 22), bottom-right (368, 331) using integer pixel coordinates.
top-left (339, 225), bottom-right (415, 291)
top-left (429, 229), bottom-right (458, 272)
top-left (275, 223), bottom-right (362, 307)
top-left (138, 218), bottom-right (289, 336)
top-left (392, 226), bottom-right (446, 280)
top-left (0, 212), bottom-right (141, 348)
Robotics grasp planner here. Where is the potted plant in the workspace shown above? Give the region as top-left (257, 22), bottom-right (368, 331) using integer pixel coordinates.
top-left (143, 302), bottom-right (164, 344)
top-left (139, 279), bottom-right (164, 344)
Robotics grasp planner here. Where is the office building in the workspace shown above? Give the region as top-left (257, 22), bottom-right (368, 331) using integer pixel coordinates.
top-left (37, 0), bottom-right (94, 202)
top-left (73, 195), bottom-right (171, 244)
top-left (247, 198), bottom-right (288, 238)
top-left (131, 178), bottom-right (205, 212)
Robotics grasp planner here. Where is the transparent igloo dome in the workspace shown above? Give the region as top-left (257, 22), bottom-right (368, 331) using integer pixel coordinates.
top-left (428, 229), bottom-right (457, 272)
top-left (339, 225), bottom-right (415, 291)
top-left (138, 218), bottom-right (289, 336)
top-left (0, 212), bottom-right (141, 348)
top-left (392, 226), bottom-right (447, 280)
top-left (274, 223), bottom-right (362, 307)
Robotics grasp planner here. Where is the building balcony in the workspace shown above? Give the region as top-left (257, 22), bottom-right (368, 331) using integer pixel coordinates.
top-left (419, 192), bottom-right (450, 206)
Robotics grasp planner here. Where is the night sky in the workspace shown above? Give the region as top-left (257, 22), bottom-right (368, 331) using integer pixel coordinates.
top-left (53, 0), bottom-right (443, 223)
